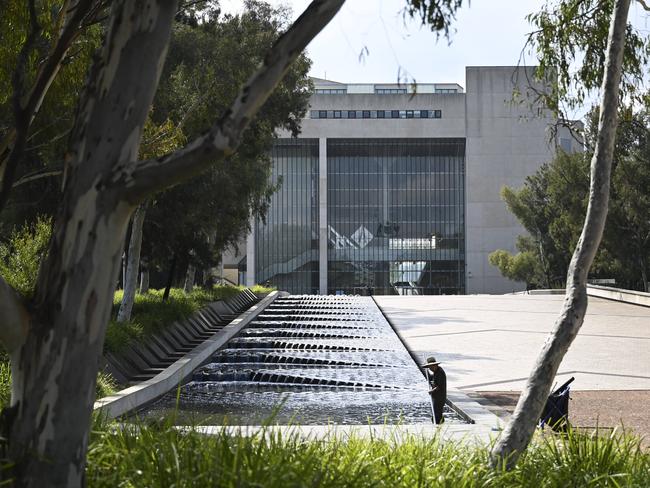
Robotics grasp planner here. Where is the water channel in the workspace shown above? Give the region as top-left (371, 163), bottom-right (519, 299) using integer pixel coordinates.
top-left (140, 295), bottom-right (463, 425)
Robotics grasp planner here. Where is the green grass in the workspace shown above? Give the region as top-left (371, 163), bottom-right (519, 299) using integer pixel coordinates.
top-left (249, 283), bottom-right (277, 294)
top-left (85, 421), bottom-right (650, 487)
top-left (104, 285), bottom-right (255, 354)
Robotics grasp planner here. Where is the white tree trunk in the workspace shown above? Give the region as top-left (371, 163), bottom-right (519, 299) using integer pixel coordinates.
top-left (140, 266), bottom-right (150, 293)
top-left (4, 2), bottom-right (177, 485)
top-left (490, 0), bottom-right (631, 469)
top-left (0, 1), bottom-right (344, 485)
top-left (117, 204), bottom-right (146, 322)
top-left (183, 263), bottom-right (196, 293)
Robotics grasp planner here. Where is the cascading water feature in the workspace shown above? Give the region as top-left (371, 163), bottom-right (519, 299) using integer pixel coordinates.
top-left (141, 295), bottom-right (462, 425)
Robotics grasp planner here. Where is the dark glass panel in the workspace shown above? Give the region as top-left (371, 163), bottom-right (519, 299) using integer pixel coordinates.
top-left (255, 139), bottom-right (319, 294)
top-left (327, 138), bottom-right (465, 295)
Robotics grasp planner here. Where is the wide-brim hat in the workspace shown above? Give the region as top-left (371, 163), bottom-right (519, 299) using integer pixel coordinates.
top-left (421, 356), bottom-right (441, 368)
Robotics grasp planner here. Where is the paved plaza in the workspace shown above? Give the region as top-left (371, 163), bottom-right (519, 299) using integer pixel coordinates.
top-left (375, 294), bottom-right (650, 392)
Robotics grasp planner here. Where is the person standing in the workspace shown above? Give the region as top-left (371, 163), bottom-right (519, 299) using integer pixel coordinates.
top-left (422, 356), bottom-right (447, 424)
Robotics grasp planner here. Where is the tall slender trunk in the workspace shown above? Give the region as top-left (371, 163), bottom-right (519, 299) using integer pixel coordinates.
top-left (184, 263), bottom-right (196, 293)
top-left (117, 204), bottom-right (147, 322)
top-left (139, 262), bottom-right (150, 293)
top-left (490, 0), bottom-right (630, 469)
top-left (121, 251), bottom-right (127, 289)
top-left (163, 253), bottom-right (177, 302)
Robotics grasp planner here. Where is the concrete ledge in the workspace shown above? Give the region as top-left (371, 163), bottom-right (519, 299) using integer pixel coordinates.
top-left (189, 424), bottom-right (496, 444)
top-left (587, 284), bottom-right (650, 308)
top-left (447, 390), bottom-right (501, 428)
top-left (94, 291), bottom-right (282, 419)
top-left (511, 289), bottom-right (565, 295)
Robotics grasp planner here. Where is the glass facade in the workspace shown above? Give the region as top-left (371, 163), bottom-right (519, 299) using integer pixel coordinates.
top-left (254, 139), bottom-right (319, 294)
top-left (254, 137), bottom-right (466, 295)
top-left (327, 138), bottom-right (465, 295)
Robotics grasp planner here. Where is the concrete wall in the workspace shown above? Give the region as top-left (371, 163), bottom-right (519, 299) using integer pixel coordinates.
top-left (464, 66), bottom-right (555, 294)
top-left (297, 93), bottom-right (466, 139)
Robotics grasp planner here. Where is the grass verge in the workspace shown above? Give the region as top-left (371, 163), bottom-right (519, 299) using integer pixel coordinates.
top-left (86, 420), bottom-right (650, 487)
top-left (104, 285), bottom-right (273, 354)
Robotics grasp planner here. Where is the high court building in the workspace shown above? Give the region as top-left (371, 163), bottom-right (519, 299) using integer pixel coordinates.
top-left (223, 66), bottom-right (580, 295)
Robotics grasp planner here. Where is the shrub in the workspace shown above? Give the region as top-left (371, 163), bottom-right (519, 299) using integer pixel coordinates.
top-left (0, 216), bottom-right (52, 298)
top-left (0, 361), bottom-right (11, 409)
top-left (95, 372), bottom-right (117, 400)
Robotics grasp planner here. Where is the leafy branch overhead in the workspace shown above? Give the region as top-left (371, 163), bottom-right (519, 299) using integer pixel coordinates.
top-left (526, 0), bottom-right (649, 116)
top-left (404, 0), bottom-right (465, 39)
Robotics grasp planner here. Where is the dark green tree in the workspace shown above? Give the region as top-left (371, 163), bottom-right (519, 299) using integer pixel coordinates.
top-left (139, 1), bottom-right (311, 293)
top-left (494, 102), bottom-right (650, 293)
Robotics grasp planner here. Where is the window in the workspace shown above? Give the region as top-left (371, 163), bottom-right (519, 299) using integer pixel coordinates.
top-left (334, 110), bottom-right (342, 119)
top-left (391, 110), bottom-right (399, 118)
top-left (310, 110), bottom-right (318, 119)
top-left (377, 110), bottom-right (385, 119)
top-left (375, 88), bottom-right (407, 94)
top-left (362, 110), bottom-right (371, 119)
top-left (420, 110), bottom-right (428, 118)
top-left (435, 88), bottom-right (457, 94)
top-left (318, 110), bottom-right (327, 119)
top-left (433, 110), bottom-right (442, 118)
top-left (315, 88), bottom-right (347, 94)
top-left (406, 110), bottom-right (414, 119)
top-left (348, 110), bottom-right (356, 119)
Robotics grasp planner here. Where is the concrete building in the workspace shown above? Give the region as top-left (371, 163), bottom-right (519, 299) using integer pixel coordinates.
top-left (223, 66), bottom-right (580, 295)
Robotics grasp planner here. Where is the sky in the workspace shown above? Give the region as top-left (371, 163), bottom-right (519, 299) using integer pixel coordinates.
top-left (220, 0), bottom-right (650, 90)
top-left (274, 0), bottom-right (544, 88)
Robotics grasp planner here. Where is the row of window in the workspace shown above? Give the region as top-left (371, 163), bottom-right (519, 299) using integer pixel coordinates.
top-left (374, 88), bottom-right (407, 94)
top-left (315, 88), bottom-right (347, 94)
top-left (315, 88), bottom-right (459, 95)
top-left (310, 109), bottom-right (442, 119)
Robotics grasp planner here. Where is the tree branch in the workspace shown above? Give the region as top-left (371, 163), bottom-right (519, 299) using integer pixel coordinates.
top-left (12, 167), bottom-right (64, 188)
top-left (0, 0), bottom-right (99, 214)
top-left (0, 277), bottom-right (29, 353)
top-left (637, 0), bottom-right (650, 11)
top-left (125, 0), bottom-right (345, 202)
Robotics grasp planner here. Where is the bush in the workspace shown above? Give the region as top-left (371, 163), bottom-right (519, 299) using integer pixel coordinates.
top-left (0, 216), bottom-right (52, 298)
top-left (0, 361), bottom-right (11, 409)
top-left (95, 372), bottom-right (117, 400)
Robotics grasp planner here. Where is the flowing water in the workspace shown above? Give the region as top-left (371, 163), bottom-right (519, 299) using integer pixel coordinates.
top-left (140, 296), bottom-right (464, 425)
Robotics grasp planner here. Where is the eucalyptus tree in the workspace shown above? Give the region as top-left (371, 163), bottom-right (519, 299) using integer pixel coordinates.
top-left (0, 1), bottom-right (344, 485)
top-left (490, 0), bottom-right (637, 468)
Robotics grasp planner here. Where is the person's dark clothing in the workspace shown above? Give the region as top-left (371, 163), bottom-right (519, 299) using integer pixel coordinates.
top-left (428, 367), bottom-right (447, 424)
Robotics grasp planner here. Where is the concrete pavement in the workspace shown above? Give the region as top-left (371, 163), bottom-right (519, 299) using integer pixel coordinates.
top-left (374, 294), bottom-right (650, 392)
